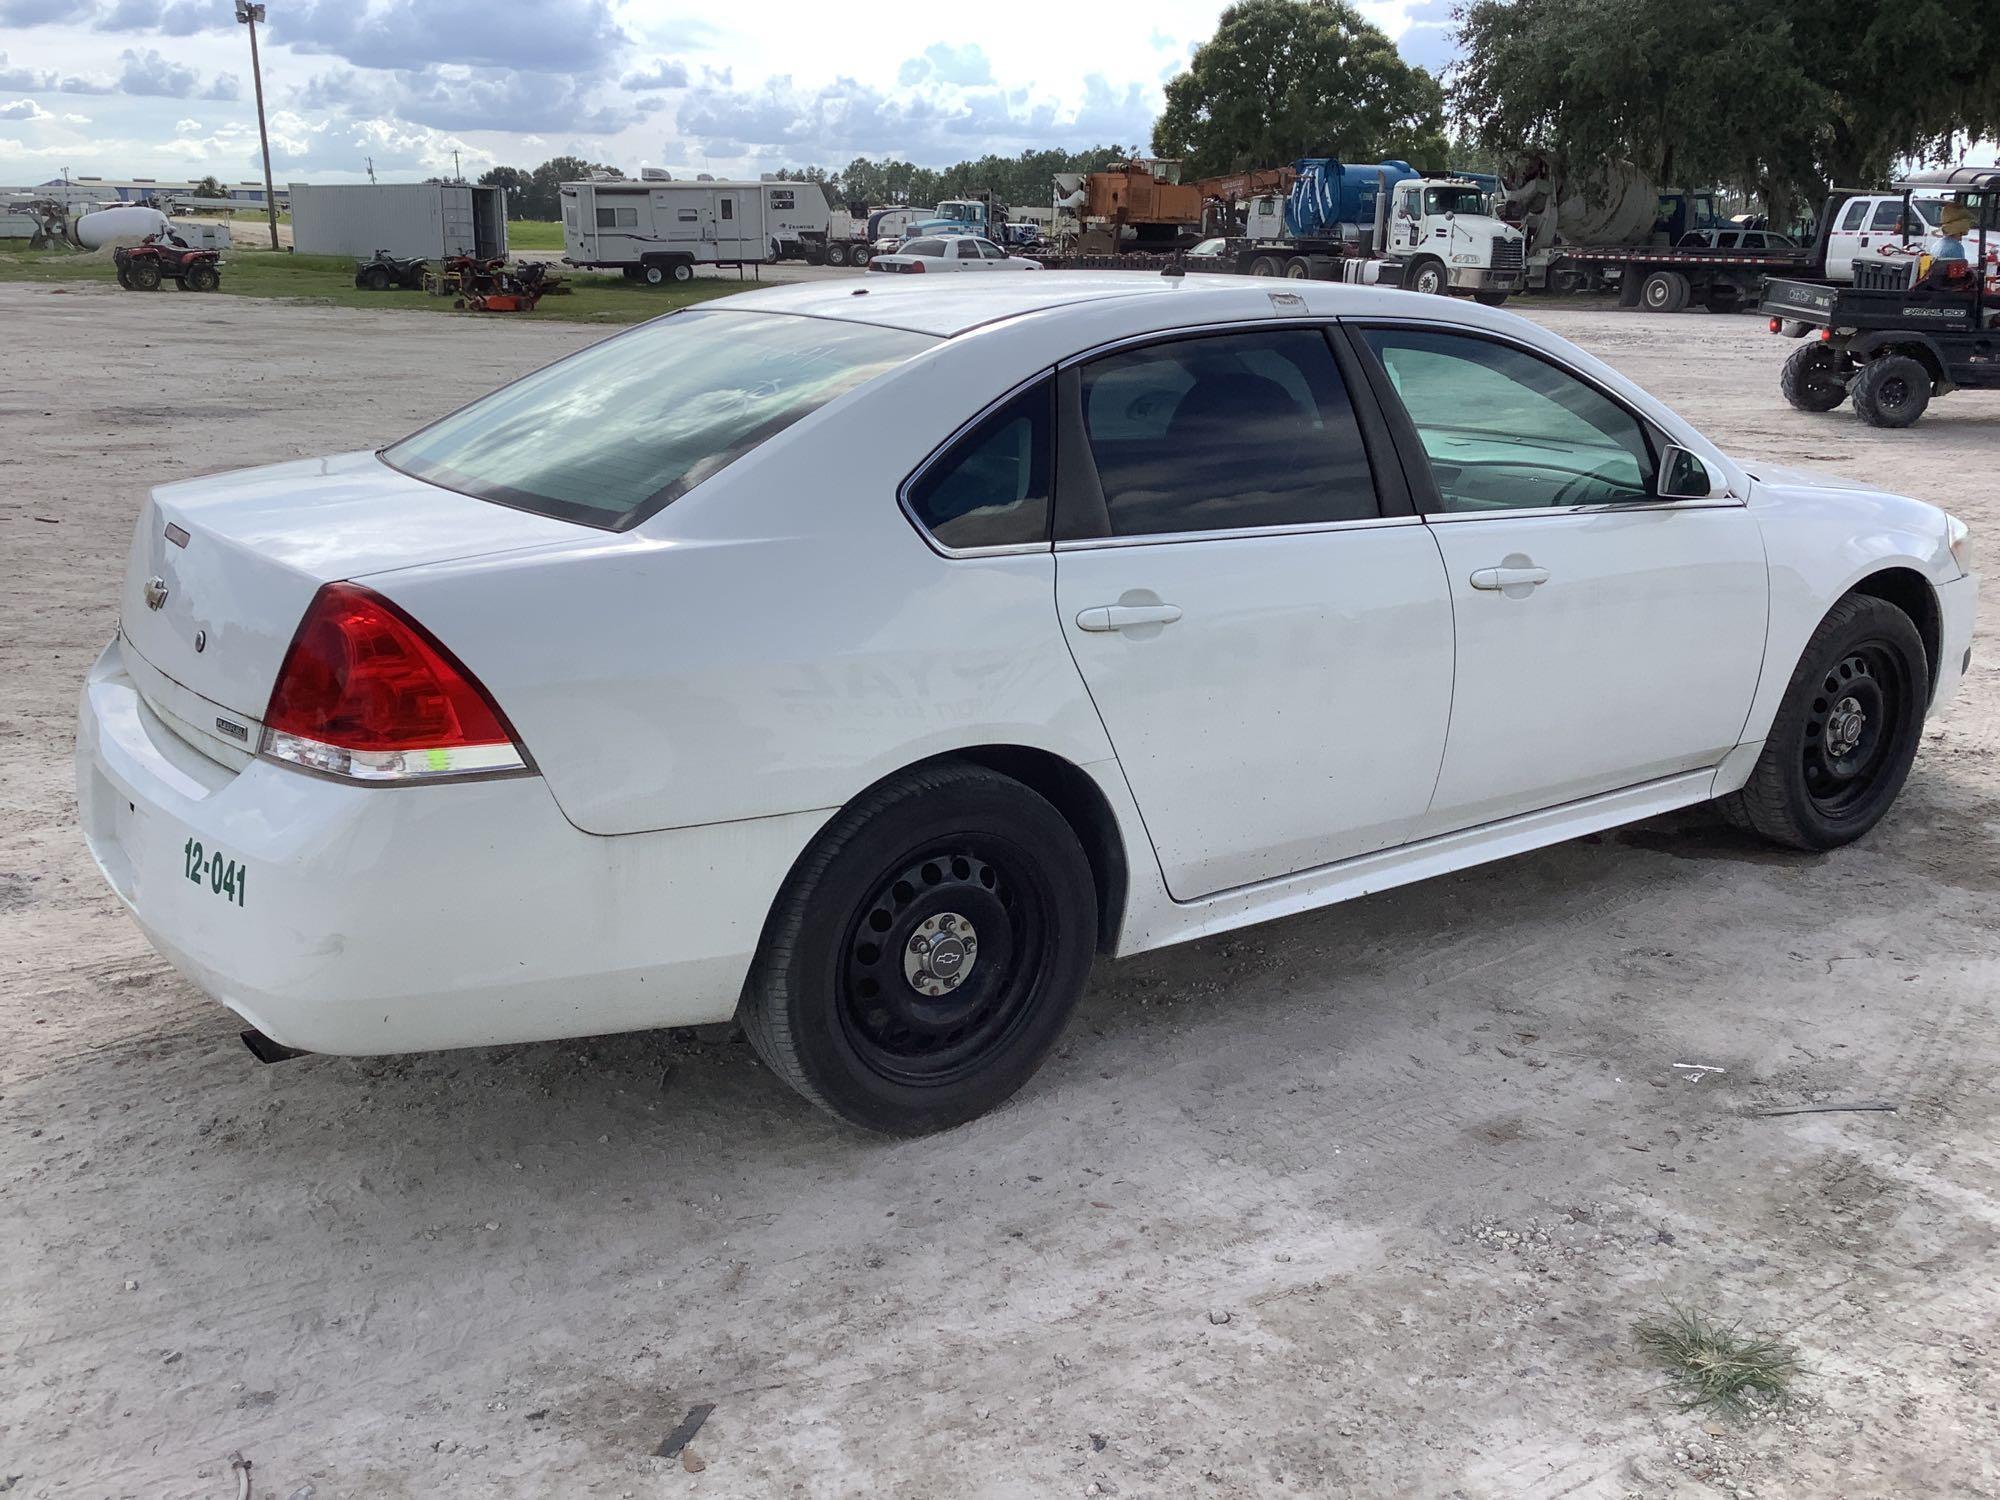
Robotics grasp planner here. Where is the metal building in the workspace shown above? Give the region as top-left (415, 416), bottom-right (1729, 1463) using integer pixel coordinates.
top-left (288, 182), bottom-right (508, 260)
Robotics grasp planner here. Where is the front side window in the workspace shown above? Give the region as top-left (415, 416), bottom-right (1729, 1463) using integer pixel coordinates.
top-left (905, 379), bottom-right (1051, 550)
top-left (977, 240), bottom-right (1007, 259)
top-left (1078, 329), bottom-right (1377, 537)
top-left (1870, 200), bottom-right (1908, 232)
top-left (1363, 328), bottom-right (1655, 511)
top-left (386, 310), bottom-right (935, 531)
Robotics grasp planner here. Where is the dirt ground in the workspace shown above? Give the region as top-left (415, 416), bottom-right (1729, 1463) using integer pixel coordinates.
top-left (1, 281), bottom-right (1995, 1500)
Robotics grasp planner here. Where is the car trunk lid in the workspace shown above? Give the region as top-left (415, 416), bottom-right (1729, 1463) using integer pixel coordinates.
top-left (119, 450), bottom-right (581, 744)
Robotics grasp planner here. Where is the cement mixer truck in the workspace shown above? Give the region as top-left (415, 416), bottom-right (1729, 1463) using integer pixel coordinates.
top-left (1183, 158), bottom-right (1526, 301)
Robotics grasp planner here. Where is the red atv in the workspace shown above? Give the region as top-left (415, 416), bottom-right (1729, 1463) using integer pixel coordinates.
top-left (115, 233), bottom-right (222, 292)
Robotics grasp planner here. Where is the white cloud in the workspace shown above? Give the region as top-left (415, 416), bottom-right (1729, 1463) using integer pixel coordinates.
top-left (1, 97), bottom-right (54, 120)
top-left (299, 65), bottom-right (654, 134)
top-left (621, 58), bottom-right (689, 90)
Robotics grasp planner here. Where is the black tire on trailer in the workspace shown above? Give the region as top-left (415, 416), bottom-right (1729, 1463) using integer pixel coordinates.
top-left (1717, 594), bottom-right (1928, 851)
top-left (825, 242), bottom-right (849, 267)
top-left (1248, 255), bottom-right (1282, 277)
top-left (1850, 354), bottom-right (1931, 428)
top-left (1473, 289), bottom-right (1510, 307)
top-left (1283, 256), bottom-right (1311, 279)
top-left (670, 260), bottom-right (695, 284)
top-left (642, 262), bottom-right (667, 285)
top-left (1640, 269), bottom-right (1690, 312)
top-left (361, 264), bottom-right (391, 291)
top-left (185, 262), bottom-right (220, 292)
top-left (1779, 342), bottom-right (1850, 412)
top-left (740, 761), bottom-right (1098, 1135)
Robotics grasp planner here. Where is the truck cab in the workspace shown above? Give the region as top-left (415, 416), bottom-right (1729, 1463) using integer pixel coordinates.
top-left (1376, 175), bottom-right (1524, 299)
top-left (1823, 193), bottom-right (1942, 281)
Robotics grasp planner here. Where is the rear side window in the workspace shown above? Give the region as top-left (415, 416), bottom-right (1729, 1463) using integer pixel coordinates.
top-left (905, 238), bottom-right (945, 256)
top-left (1077, 329), bottom-right (1377, 537)
top-left (386, 309), bottom-right (935, 531)
top-left (905, 379), bottom-right (1052, 550)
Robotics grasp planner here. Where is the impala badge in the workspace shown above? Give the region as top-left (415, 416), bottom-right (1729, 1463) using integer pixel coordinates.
top-left (144, 576), bottom-right (169, 611)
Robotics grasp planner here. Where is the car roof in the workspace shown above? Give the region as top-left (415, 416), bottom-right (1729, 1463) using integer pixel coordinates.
top-left (709, 270), bottom-right (1546, 339)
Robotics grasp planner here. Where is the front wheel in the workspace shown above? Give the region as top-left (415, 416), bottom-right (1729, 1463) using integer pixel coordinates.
top-left (1780, 342), bottom-right (1849, 411)
top-left (1719, 594), bottom-right (1928, 850)
top-left (741, 763), bottom-right (1097, 1134)
top-left (1409, 259), bottom-right (1448, 295)
top-left (185, 262), bottom-right (219, 292)
top-left (1473, 289), bottom-right (1510, 307)
top-left (1851, 354), bottom-right (1931, 428)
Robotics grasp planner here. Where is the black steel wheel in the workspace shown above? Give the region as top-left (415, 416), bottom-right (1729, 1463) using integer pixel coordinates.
top-left (742, 762), bottom-right (1097, 1133)
top-left (1719, 593), bottom-right (1927, 850)
top-left (1780, 342), bottom-right (1849, 412)
top-left (1851, 354), bottom-right (1931, 428)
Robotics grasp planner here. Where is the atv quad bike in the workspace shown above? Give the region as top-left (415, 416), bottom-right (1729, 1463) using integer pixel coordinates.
top-left (354, 249), bottom-right (428, 291)
top-left (114, 233), bottom-right (222, 292)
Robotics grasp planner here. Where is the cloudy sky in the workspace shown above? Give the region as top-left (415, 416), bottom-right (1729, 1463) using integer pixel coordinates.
top-left (0, 0), bottom-right (1455, 187)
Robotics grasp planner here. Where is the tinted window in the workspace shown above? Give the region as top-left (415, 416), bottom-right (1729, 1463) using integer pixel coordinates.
top-left (387, 309), bottom-right (934, 531)
top-left (1870, 200), bottom-right (1908, 231)
top-left (906, 380), bottom-right (1051, 550)
top-left (1079, 329), bottom-right (1377, 537)
top-left (977, 240), bottom-right (1007, 259)
top-left (1363, 328), bottom-right (1654, 510)
top-left (1839, 201), bottom-right (1870, 231)
top-left (953, 240), bottom-right (978, 258)
top-left (905, 238), bottom-right (945, 256)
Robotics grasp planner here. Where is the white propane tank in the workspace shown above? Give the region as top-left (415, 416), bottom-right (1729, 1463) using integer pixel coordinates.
top-left (74, 205), bottom-right (171, 249)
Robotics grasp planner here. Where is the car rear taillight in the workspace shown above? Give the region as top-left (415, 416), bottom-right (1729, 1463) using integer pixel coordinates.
top-left (260, 582), bottom-right (529, 783)
top-left (905, 260), bottom-right (925, 273)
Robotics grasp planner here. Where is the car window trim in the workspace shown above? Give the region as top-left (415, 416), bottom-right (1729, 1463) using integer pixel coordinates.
top-left (1342, 319), bottom-right (1744, 520)
top-left (895, 369), bottom-right (1059, 558)
top-left (1050, 319), bottom-right (1398, 544)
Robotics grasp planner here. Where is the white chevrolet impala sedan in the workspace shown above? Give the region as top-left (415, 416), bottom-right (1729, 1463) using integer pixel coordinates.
top-left (78, 274), bottom-right (1976, 1133)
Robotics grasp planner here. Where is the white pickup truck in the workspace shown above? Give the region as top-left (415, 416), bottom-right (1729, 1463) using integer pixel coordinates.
top-left (1823, 193), bottom-right (1943, 280)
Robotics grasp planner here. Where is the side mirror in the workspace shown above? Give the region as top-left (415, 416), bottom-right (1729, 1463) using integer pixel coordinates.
top-left (1657, 444), bottom-right (1722, 499)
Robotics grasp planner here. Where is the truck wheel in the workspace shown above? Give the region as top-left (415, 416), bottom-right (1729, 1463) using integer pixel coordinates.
top-left (740, 762), bottom-right (1097, 1134)
top-left (1780, 343), bottom-right (1849, 412)
top-left (1283, 257), bottom-right (1311, 279)
top-left (1640, 270), bottom-right (1690, 312)
top-left (670, 261), bottom-right (695, 284)
top-left (1408, 259), bottom-right (1448, 296)
top-left (1248, 255), bottom-right (1281, 277)
top-left (1850, 354), bottom-right (1931, 428)
top-left (1473, 290), bottom-right (1510, 307)
top-left (1716, 594), bottom-right (1927, 851)
top-left (185, 262), bottom-right (219, 292)
top-left (851, 244), bottom-right (872, 266)
top-left (825, 242), bottom-right (849, 267)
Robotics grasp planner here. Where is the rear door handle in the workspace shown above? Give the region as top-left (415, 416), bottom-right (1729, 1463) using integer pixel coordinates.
top-left (1076, 603), bottom-right (1184, 632)
top-left (1470, 566), bottom-right (1550, 591)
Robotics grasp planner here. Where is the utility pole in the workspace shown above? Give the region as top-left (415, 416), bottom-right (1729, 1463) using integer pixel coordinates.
top-left (452, 148), bottom-right (462, 184)
top-left (366, 155), bottom-right (375, 185)
top-left (235, 2), bottom-right (279, 250)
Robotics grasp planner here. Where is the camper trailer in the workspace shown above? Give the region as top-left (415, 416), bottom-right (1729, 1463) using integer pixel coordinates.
top-left (562, 179), bottom-right (833, 282)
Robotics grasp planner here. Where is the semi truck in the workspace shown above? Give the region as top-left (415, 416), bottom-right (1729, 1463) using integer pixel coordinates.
top-left (1187, 158), bottom-right (1526, 301)
top-left (561, 178), bottom-right (839, 282)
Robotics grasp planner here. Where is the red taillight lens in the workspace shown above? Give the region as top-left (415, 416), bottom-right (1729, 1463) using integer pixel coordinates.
top-left (261, 582), bottom-right (528, 782)
top-left (906, 259), bottom-right (925, 273)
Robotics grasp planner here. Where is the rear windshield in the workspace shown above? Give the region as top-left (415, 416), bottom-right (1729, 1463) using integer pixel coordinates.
top-left (384, 308), bottom-right (935, 530)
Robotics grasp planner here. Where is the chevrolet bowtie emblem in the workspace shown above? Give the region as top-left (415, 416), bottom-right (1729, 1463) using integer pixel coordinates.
top-left (145, 576), bottom-right (169, 611)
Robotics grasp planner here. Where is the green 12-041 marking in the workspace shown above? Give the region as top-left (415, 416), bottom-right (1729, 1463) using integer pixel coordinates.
top-left (182, 836), bottom-right (247, 907)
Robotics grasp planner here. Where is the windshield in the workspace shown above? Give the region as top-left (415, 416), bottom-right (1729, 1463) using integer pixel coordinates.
top-left (1425, 186), bottom-right (1486, 216)
top-left (385, 309), bottom-right (934, 531)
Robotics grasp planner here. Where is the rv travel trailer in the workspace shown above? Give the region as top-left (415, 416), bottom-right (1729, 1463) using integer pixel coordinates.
top-left (561, 178), bottom-right (834, 282)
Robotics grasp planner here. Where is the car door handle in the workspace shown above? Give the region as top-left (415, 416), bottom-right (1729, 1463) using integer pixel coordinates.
top-left (1076, 603), bottom-right (1183, 632)
top-left (1470, 566), bottom-right (1551, 591)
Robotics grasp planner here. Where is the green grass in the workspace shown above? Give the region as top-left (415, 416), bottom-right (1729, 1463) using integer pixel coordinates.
top-left (1635, 1306), bottom-right (1800, 1416)
top-left (506, 219), bottom-right (566, 250)
top-left (0, 244), bottom-right (742, 325)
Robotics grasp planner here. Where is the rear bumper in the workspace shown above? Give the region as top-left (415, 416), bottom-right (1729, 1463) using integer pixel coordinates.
top-left (76, 636), bottom-right (827, 1055)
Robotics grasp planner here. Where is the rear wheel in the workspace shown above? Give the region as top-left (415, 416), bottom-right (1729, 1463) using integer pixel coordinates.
top-left (741, 763), bottom-right (1097, 1134)
top-left (851, 243), bottom-right (872, 266)
top-left (1283, 257), bottom-right (1311, 279)
top-left (1640, 269), bottom-right (1690, 312)
top-left (1780, 343), bottom-right (1849, 411)
top-left (1248, 255), bottom-right (1281, 277)
top-left (1851, 354), bottom-right (1931, 428)
top-left (670, 261), bottom-right (695, 284)
top-left (1719, 594), bottom-right (1927, 850)
top-left (185, 261), bottom-right (219, 292)
top-left (825, 242), bottom-right (849, 267)
top-left (127, 259), bottom-right (162, 291)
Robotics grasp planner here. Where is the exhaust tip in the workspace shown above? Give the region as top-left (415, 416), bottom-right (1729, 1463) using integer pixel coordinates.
top-left (240, 1028), bottom-right (309, 1065)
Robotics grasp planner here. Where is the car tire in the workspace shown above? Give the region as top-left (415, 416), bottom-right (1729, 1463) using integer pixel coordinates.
top-left (1717, 594), bottom-right (1928, 851)
top-left (741, 762), bottom-right (1098, 1134)
top-left (1640, 270), bottom-right (1690, 312)
top-left (185, 262), bottom-right (219, 292)
top-left (1780, 342), bottom-right (1850, 412)
top-left (1851, 354), bottom-right (1931, 428)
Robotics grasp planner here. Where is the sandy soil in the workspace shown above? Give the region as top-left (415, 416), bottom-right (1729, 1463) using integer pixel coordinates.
top-left (1, 282), bottom-right (1995, 1500)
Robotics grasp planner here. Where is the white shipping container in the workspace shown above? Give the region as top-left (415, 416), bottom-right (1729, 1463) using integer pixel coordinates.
top-left (288, 182), bottom-right (507, 261)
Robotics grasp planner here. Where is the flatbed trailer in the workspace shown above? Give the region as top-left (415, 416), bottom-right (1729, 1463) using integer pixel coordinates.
top-left (1559, 245), bottom-right (1809, 312)
top-left (1185, 237), bottom-right (1407, 284)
